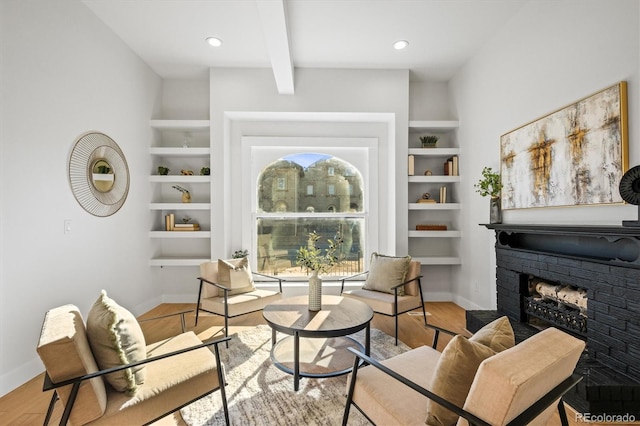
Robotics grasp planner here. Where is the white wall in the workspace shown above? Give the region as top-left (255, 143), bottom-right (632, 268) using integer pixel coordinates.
top-left (0, 0), bottom-right (161, 395)
top-left (450, 0), bottom-right (640, 310)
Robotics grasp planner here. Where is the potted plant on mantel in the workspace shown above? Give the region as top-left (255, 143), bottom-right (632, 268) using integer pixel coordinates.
top-left (474, 166), bottom-right (503, 224)
top-left (296, 231), bottom-right (344, 311)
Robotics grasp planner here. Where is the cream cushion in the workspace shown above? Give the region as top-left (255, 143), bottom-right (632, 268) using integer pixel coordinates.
top-left (458, 327), bottom-right (585, 426)
top-left (426, 336), bottom-right (496, 426)
top-left (200, 288), bottom-right (282, 317)
top-left (217, 257), bottom-right (256, 295)
top-left (468, 316), bottom-right (514, 352)
top-left (89, 331), bottom-right (221, 425)
top-left (347, 345), bottom-right (440, 425)
top-left (37, 304), bottom-right (107, 425)
top-left (363, 253), bottom-right (411, 296)
top-left (86, 291), bottom-right (147, 394)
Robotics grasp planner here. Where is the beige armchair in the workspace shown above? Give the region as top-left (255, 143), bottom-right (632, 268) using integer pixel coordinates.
top-left (196, 257), bottom-right (283, 346)
top-left (37, 298), bottom-right (230, 425)
top-left (343, 319), bottom-right (585, 426)
top-left (341, 254), bottom-right (427, 345)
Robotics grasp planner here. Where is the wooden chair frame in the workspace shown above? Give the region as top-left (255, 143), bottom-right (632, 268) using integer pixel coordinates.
top-left (42, 310), bottom-right (231, 426)
top-left (340, 272), bottom-right (427, 345)
top-left (195, 271), bottom-right (284, 347)
top-left (342, 324), bottom-right (581, 426)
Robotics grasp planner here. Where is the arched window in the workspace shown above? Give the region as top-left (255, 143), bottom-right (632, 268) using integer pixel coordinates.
top-left (256, 153), bottom-right (365, 277)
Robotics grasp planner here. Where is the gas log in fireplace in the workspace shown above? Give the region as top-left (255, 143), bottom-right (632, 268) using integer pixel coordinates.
top-left (467, 224), bottom-right (640, 415)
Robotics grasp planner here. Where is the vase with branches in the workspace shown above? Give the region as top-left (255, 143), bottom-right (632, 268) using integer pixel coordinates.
top-left (296, 231), bottom-right (344, 311)
top-left (172, 185), bottom-right (191, 203)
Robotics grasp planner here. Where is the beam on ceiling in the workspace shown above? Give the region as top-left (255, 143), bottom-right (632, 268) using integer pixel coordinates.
top-left (256, 0), bottom-right (295, 94)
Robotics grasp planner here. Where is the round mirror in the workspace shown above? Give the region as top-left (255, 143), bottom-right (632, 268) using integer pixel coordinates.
top-left (68, 132), bottom-right (129, 217)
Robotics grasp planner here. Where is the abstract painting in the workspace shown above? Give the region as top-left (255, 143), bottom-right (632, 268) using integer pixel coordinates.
top-left (500, 82), bottom-right (628, 210)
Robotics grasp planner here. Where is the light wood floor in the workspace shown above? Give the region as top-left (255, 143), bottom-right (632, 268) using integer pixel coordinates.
top-left (0, 302), bottom-right (600, 425)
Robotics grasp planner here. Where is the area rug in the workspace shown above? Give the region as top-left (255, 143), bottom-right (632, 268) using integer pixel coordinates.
top-left (180, 325), bottom-right (411, 426)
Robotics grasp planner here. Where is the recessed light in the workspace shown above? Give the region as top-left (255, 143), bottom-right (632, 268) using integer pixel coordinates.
top-left (393, 40), bottom-right (409, 50)
top-left (206, 37), bottom-right (223, 47)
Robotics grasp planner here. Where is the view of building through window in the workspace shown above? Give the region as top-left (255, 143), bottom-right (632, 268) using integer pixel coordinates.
top-left (256, 153), bottom-right (365, 278)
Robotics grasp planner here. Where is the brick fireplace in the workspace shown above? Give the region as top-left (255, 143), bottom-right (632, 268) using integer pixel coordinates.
top-left (467, 224), bottom-right (640, 415)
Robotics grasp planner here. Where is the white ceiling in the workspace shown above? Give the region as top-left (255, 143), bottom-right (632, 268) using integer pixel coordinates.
top-left (83, 0), bottom-right (528, 93)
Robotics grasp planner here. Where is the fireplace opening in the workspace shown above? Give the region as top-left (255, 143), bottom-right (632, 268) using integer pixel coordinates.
top-left (523, 276), bottom-right (588, 337)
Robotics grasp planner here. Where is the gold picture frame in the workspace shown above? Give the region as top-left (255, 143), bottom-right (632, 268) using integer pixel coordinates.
top-left (500, 81), bottom-right (628, 210)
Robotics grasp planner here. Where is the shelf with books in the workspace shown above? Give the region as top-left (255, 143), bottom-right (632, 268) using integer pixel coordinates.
top-left (407, 119), bottom-right (461, 267)
top-left (150, 118), bottom-right (212, 267)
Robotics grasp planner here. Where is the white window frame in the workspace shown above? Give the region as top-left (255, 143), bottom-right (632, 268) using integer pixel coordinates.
top-left (241, 136), bottom-right (379, 274)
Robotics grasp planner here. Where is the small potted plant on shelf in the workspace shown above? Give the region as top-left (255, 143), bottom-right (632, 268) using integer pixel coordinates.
top-left (200, 166), bottom-right (210, 176)
top-left (420, 135), bottom-right (439, 148)
top-left (474, 166), bottom-right (503, 224)
top-left (296, 231), bottom-right (344, 311)
top-left (232, 249), bottom-right (249, 259)
top-left (157, 166), bottom-right (170, 175)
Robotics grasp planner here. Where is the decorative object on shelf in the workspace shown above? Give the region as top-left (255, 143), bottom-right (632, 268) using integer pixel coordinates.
top-left (157, 166), bottom-right (169, 176)
top-left (420, 135), bottom-right (438, 148)
top-left (68, 131), bottom-right (130, 217)
top-left (182, 216), bottom-right (192, 223)
top-left (172, 185), bottom-right (191, 203)
top-left (181, 132), bottom-right (191, 148)
top-left (444, 155), bottom-right (459, 176)
top-left (417, 192), bottom-right (436, 204)
top-left (500, 81), bottom-right (628, 209)
top-left (180, 169), bottom-right (194, 175)
top-left (424, 169), bottom-right (432, 176)
top-left (296, 231), bottom-right (344, 311)
top-left (200, 167), bottom-right (210, 176)
top-left (619, 165), bottom-right (640, 226)
top-left (475, 166), bottom-right (502, 224)
top-left (232, 249), bottom-right (249, 259)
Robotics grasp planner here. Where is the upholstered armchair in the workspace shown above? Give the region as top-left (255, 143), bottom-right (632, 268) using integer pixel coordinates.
top-left (37, 291), bottom-right (230, 425)
top-left (340, 253), bottom-right (427, 345)
top-left (196, 257), bottom-right (283, 346)
top-left (343, 317), bottom-right (585, 426)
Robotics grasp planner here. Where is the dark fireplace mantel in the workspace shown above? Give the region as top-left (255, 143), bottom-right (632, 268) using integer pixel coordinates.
top-left (484, 223), bottom-right (640, 269)
top-left (471, 223), bottom-right (640, 415)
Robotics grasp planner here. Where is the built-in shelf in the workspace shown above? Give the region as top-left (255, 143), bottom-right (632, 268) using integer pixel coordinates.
top-left (150, 231), bottom-right (211, 238)
top-left (409, 176), bottom-right (460, 183)
top-left (408, 148), bottom-right (460, 156)
top-left (408, 230), bottom-right (461, 238)
top-left (149, 175), bottom-right (210, 183)
top-left (149, 203), bottom-right (211, 210)
top-left (409, 203), bottom-right (461, 210)
top-left (149, 119), bottom-right (210, 130)
top-left (408, 120), bottom-right (459, 132)
top-left (149, 147), bottom-right (210, 157)
top-left (149, 257), bottom-right (210, 267)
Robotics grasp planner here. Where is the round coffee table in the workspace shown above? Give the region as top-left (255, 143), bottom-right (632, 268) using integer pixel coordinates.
top-left (263, 295), bottom-right (374, 391)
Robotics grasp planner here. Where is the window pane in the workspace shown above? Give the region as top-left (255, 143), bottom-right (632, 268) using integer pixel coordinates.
top-left (258, 153), bottom-right (363, 213)
top-left (256, 217), bottom-right (364, 277)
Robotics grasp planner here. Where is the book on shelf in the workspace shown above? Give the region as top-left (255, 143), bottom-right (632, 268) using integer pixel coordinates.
top-left (439, 186), bottom-right (447, 203)
top-left (417, 198), bottom-right (436, 204)
top-left (408, 155), bottom-right (415, 176)
top-left (416, 224), bottom-right (448, 230)
top-left (165, 213), bottom-right (175, 231)
top-left (173, 223), bottom-right (200, 231)
top-left (443, 155), bottom-right (459, 176)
